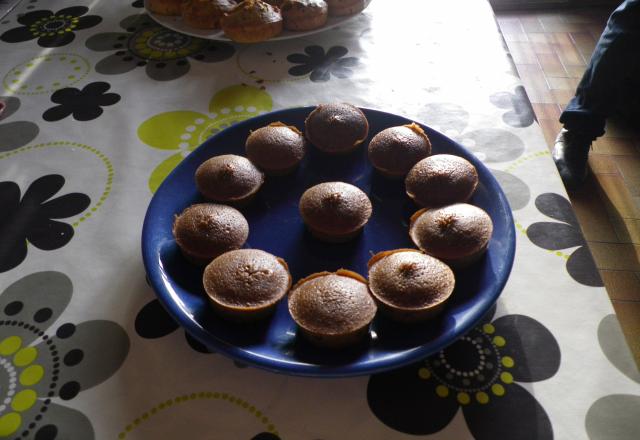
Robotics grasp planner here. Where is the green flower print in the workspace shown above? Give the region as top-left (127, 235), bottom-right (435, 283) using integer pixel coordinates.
top-left (0, 271), bottom-right (129, 439)
top-left (138, 84), bottom-right (273, 193)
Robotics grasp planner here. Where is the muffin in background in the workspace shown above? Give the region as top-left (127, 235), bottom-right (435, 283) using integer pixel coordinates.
top-left (181, 0), bottom-right (237, 29)
top-left (147, 0), bottom-right (182, 15)
top-left (221, 0), bottom-right (283, 43)
top-left (281, 0), bottom-right (328, 31)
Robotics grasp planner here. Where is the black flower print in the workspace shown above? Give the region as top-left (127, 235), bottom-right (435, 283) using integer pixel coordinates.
top-left (85, 14), bottom-right (235, 81)
top-left (43, 82), bottom-right (120, 122)
top-left (0, 174), bottom-right (90, 273)
top-left (136, 281), bottom-right (252, 368)
top-left (0, 96), bottom-right (39, 152)
top-left (1, 7), bottom-right (102, 47)
top-left (135, 298), bottom-right (212, 354)
top-left (287, 45), bottom-right (358, 82)
top-left (251, 433), bottom-right (281, 440)
top-left (490, 85), bottom-right (536, 128)
top-left (367, 307), bottom-right (560, 439)
top-left (527, 193), bottom-right (603, 287)
top-left (0, 271), bottom-right (129, 439)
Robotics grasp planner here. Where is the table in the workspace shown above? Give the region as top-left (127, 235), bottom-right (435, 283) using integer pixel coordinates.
top-left (1, 0), bottom-right (639, 439)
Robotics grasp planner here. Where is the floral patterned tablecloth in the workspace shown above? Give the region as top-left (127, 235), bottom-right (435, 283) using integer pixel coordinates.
top-left (1, 0), bottom-right (639, 439)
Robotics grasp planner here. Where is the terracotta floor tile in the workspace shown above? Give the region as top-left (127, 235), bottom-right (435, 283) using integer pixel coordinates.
top-left (539, 17), bottom-right (585, 33)
top-left (520, 16), bottom-right (544, 33)
top-left (532, 103), bottom-right (561, 120)
top-left (496, 17), bottom-right (525, 36)
top-left (585, 23), bottom-right (606, 41)
top-left (562, 12), bottom-right (601, 24)
top-left (527, 32), bottom-right (550, 43)
top-left (601, 271), bottom-right (640, 301)
top-left (537, 118), bottom-right (562, 149)
top-left (571, 189), bottom-right (620, 242)
top-left (595, 174), bottom-right (640, 219)
top-left (550, 32), bottom-right (586, 67)
top-left (588, 153), bottom-right (619, 175)
top-left (546, 77), bottom-right (577, 90)
top-left (503, 32), bottom-right (530, 43)
top-left (588, 242), bottom-right (640, 271)
top-left (537, 52), bottom-right (567, 78)
top-left (610, 301), bottom-right (640, 367)
top-left (613, 156), bottom-right (640, 196)
top-left (514, 63), bottom-right (555, 104)
top-left (531, 41), bottom-right (554, 55)
top-left (508, 41), bottom-right (539, 64)
top-left (563, 64), bottom-right (587, 79)
top-left (605, 120), bottom-right (639, 139)
top-left (551, 88), bottom-right (574, 107)
top-left (610, 217), bottom-right (640, 244)
top-left (569, 31), bottom-right (597, 61)
top-left (593, 137), bottom-right (638, 155)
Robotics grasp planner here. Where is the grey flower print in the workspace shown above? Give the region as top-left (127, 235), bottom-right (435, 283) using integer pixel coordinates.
top-left (490, 85), bottom-right (536, 128)
top-left (0, 271), bottom-right (129, 439)
top-left (0, 96), bottom-right (39, 152)
top-left (287, 45), bottom-right (359, 82)
top-left (490, 169), bottom-right (530, 211)
top-left (585, 314), bottom-right (640, 440)
top-left (422, 102), bottom-right (526, 162)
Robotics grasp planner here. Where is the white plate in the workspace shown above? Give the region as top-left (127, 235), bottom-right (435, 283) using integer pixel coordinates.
top-left (144, 0), bottom-right (372, 41)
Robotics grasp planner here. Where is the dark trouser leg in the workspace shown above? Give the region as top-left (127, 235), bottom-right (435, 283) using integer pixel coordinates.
top-left (559, 0), bottom-right (640, 140)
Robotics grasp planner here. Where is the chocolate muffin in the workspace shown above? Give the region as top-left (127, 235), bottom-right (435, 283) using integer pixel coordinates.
top-left (288, 270), bottom-right (377, 348)
top-left (221, 0), bottom-right (283, 43)
top-left (305, 103), bottom-right (369, 154)
top-left (147, 0), bottom-right (182, 15)
top-left (245, 122), bottom-right (307, 175)
top-left (203, 249), bottom-right (291, 321)
top-left (368, 249), bottom-right (455, 322)
top-left (281, 0), bottom-right (328, 31)
top-left (172, 203), bottom-right (249, 265)
top-left (299, 182), bottom-right (372, 242)
top-left (405, 154), bottom-right (479, 207)
top-left (368, 123), bottom-right (432, 178)
top-left (181, 0), bottom-right (237, 29)
top-left (326, 0), bottom-right (365, 16)
top-left (195, 154), bottom-right (265, 206)
top-left (409, 203), bottom-right (493, 268)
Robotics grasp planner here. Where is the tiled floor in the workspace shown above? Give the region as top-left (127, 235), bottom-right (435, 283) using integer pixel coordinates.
top-left (495, 7), bottom-right (640, 367)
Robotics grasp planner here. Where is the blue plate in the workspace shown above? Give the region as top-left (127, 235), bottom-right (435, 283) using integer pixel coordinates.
top-left (142, 107), bottom-right (516, 377)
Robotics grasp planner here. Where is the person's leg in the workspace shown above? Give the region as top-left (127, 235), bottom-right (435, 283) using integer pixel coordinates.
top-left (554, 0), bottom-right (640, 189)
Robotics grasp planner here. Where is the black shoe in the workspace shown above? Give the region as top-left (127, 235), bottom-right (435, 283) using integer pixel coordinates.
top-left (552, 129), bottom-right (593, 190)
